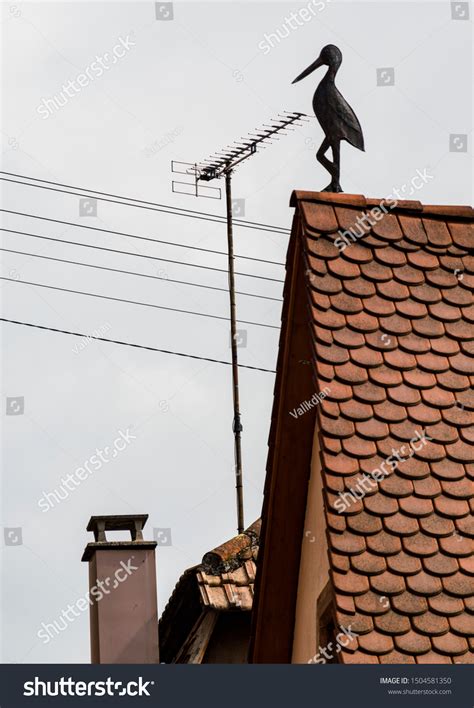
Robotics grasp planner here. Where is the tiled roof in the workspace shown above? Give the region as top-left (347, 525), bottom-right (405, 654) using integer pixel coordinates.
top-left (159, 521), bottom-right (259, 661)
top-left (294, 191), bottom-right (474, 664)
top-left (197, 519), bottom-right (259, 611)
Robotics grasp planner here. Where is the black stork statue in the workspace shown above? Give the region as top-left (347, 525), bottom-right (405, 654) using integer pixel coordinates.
top-left (292, 44), bottom-right (364, 193)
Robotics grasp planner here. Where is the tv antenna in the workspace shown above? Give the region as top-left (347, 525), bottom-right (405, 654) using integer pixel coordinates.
top-left (171, 111), bottom-right (308, 534)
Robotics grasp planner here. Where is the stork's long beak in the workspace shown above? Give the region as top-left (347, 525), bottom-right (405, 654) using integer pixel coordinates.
top-left (292, 56), bottom-right (323, 84)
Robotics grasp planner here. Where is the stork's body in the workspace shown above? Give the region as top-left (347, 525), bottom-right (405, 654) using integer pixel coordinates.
top-left (293, 45), bottom-right (364, 192)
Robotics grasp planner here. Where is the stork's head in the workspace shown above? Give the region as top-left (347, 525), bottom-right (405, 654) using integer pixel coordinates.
top-left (292, 44), bottom-right (342, 83)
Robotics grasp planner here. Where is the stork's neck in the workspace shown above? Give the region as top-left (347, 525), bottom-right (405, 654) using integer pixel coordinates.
top-left (324, 63), bottom-right (340, 82)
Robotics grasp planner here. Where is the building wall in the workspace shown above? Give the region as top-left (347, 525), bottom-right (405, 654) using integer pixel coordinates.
top-left (291, 424), bottom-right (329, 663)
top-left (203, 612), bottom-right (251, 663)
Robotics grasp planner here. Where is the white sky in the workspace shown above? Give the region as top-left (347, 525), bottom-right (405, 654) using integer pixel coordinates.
top-left (0, 0), bottom-right (471, 663)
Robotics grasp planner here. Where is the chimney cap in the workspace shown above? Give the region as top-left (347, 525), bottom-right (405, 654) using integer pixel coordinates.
top-left (82, 514), bottom-right (156, 562)
top-left (86, 514), bottom-right (149, 539)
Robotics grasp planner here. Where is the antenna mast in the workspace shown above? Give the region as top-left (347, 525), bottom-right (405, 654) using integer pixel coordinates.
top-left (172, 111), bottom-right (308, 534)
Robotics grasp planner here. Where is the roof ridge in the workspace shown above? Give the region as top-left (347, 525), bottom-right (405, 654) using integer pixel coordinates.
top-left (201, 519), bottom-right (261, 575)
top-left (290, 190), bottom-right (474, 219)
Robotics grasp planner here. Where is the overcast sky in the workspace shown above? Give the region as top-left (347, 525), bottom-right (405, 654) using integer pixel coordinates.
top-left (1, 0), bottom-right (471, 663)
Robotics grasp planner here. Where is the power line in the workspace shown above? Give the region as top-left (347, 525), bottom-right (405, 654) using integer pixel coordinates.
top-left (0, 170), bottom-right (289, 232)
top-left (1, 277), bottom-right (280, 329)
top-left (0, 227), bottom-right (285, 284)
top-left (0, 247), bottom-right (282, 303)
top-left (0, 209), bottom-right (285, 267)
top-left (0, 172), bottom-right (291, 235)
top-left (0, 317), bottom-right (277, 373)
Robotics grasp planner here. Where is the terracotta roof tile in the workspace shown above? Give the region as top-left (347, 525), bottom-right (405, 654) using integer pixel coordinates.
top-left (396, 299), bottom-right (428, 319)
top-left (333, 553), bottom-right (351, 573)
top-left (379, 471), bottom-right (413, 496)
top-left (360, 261), bottom-right (393, 283)
top-left (443, 477), bottom-right (474, 499)
top-left (354, 590), bottom-right (390, 616)
top-left (375, 246), bottom-right (407, 267)
top-left (407, 402), bottom-right (442, 425)
top-left (434, 496), bottom-right (470, 518)
top-left (387, 552), bottom-right (422, 575)
top-left (416, 651), bottom-right (452, 664)
top-left (432, 633), bottom-right (469, 656)
top-left (383, 514), bottom-right (419, 539)
top-left (431, 460), bottom-right (466, 481)
top-left (407, 250), bottom-right (439, 270)
top-left (423, 554), bottom-right (458, 577)
top-left (332, 570), bottom-right (369, 595)
top-left (458, 556), bottom-right (474, 575)
top-left (419, 514), bottom-right (455, 537)
top-left (367, 530), bottom-right (402, 556)
top-left (454, 652), bottom-right (474, 663)
top-left (412, 476), bottom-right (443, 497)
top-left (352, 381), bottom-right (386, 404)
top-left (358, 631), bottom-right (394, 655)
top-left (443, 572), bottom-right (474, 597)
top-left (377, 279), bottom-right (408, 300)
top-left (335, 592), bottom-right (356, 615)
top-left (394, 630), bottom-right (431, 655)
top-left (276, 194), bottom-right (474, 664)
top-left (369, 366), bottom-right (403, 388)
top-left (423, 422), bottom-right (458, 445)
top-left (398, 496), bottom-right (434, 517)
top-left (343, 276), bottom-right (376, 298)
top-left (351, 345), bottom-right (385, 367)
top-left (428, 593), bottom-right (464, 616)
top-left (423, 219), bottom-right (452, 248)
top-left (300, 200), bottom-right (339, 233)
top-left (330, 531), bottom-right (366, 555)
top-left (380, 650), bottom-right (416, 663)
top-left (370, 571), bottom-right (405, 596)
top-left (406, 571), bottom-right (443, 596)
top-left (339, 398), bottom-right (373, 421)
top-left (347, 511), bottom-right (383, 535)
top-left (351, 551), bottom-right (387, 575)
top-left (449, 613), bottom-right (474, 636)
top-left (362, 493), bottom-right (397, 517)
top-left (402, 533), bottom-right (438, 557)
top-left (456, 516), bottom-right (474, 538)
top-left (396, 457), bottom-right (431, 480)
top-left (341, 649), bottom-right (379, 664)
top-left (373, 399), bottom-right (408, 423)
top-left (337, 610), bottom-right (373, 635)
top-left (335, 361), bottom-right (368, 384)
top-left (416, 351), bottom-right (450, 372)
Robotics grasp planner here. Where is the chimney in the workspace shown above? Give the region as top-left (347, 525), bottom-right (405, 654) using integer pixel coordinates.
top-left (81, 514), bottom-right (159, 664)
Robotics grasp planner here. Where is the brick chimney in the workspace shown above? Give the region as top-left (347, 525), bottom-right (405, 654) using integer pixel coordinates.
top-left (81, 514), bottom-right (159, 664)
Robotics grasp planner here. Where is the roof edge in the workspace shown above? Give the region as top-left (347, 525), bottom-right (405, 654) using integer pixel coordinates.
top-left (289, 190), bottom-right (473, 219)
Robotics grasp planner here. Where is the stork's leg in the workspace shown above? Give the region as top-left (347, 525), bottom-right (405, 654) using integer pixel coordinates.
top-left (317, 138), bottom-right (340, 192)
top-left (316, 138), bottom-right (335, 191)
top-left (331, 140), bottom-right (342, 192)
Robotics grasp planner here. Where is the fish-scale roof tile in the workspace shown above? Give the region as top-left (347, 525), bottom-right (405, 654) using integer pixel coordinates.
top-left (293, 192), bottom-right (473, 663)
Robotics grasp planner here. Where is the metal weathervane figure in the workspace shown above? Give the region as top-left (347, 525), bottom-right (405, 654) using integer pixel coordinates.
top-left (292, 44), bottom-right (364, 193)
